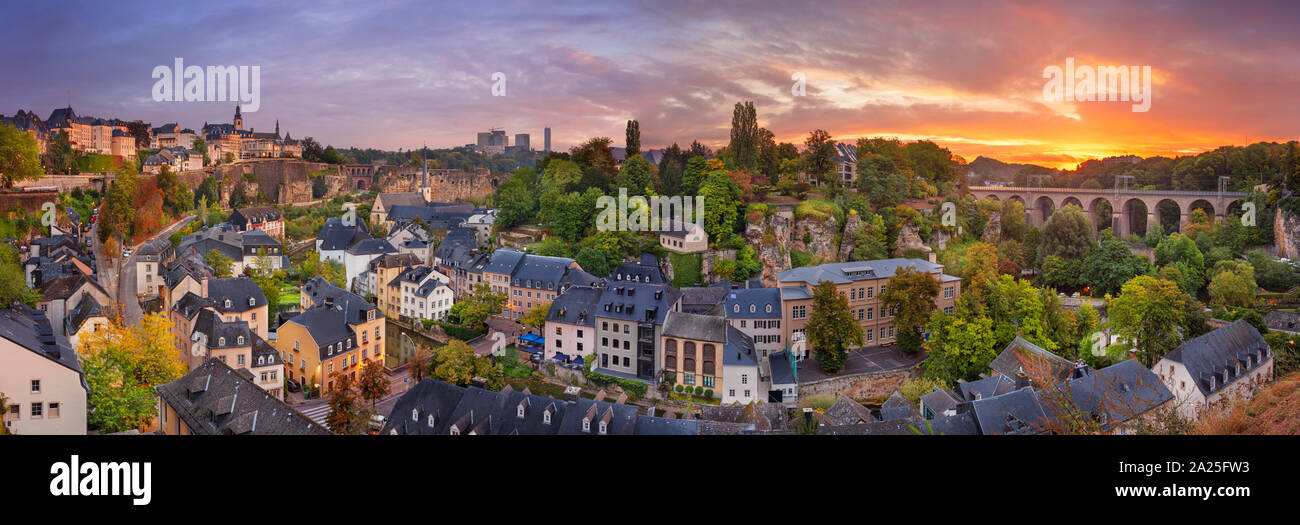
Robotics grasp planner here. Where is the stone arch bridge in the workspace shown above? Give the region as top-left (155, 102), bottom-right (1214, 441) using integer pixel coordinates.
top-left (968, 186), bottom-right (1249, 238)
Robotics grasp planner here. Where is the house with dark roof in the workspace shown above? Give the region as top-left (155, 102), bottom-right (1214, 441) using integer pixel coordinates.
top-left (1154, 320), bottom-right (1273, 420)
top-left (481, 249), bottom-right (586, 322)
top-left (723, 287), bottom-right (783, 361)
top-left (385, 264), bottom-right (453, 322)
top-left (594, 281), bottom-right (682, 382)
top-left (36, 273), bottom-right (111, 340)
top-left (658, 219), bottom-right (708, 253)
top-left (1050, 359), bottom-right (1174, 434)
top-left (185, 309), bottom-right (285, 399)
top-left (135, 237), bottom-right (174, 299)
top-left (0, 306), bottom-right (87, 435)
top-left (767, 351), bottom-right (798, 405)
top-left (989, 336), bottom-right (1075, 389)
top-left (65, 291), bottom-right (109, 353)
top-left (960, 386), bottom-right (1048, 435)
top-left (227, 206), bottom-right (285, 239)
top-left (316, 216), bottom-right (372, 265)
top-left (679, 287), bottom-right (727, 315)
top-left (382, 378), bottom-right (692, 435)
top-left (155, 358), bottom-right (326, 435)
top-left (544, 285), bottom-right (604, 363)
top-left (370, 192), bottom-right (427, 225)
top-left (277, 277), bottom-right (385, 394)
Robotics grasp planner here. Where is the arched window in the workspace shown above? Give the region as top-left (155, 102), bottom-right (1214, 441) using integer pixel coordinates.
top-left (733, 304), bottom-right (739, 313)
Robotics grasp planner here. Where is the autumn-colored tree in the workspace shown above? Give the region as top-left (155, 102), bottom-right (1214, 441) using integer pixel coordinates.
top-left (356, 361), bottom-right (388, 409)
top-left (325, 373), bottom-right (362, 434)
top-left (78, 311), bottom-right (186, 433)
top-left (805, 280), bottom-right (862, 373)
top-left (1106, 275), bottom-right (1189, 367)
top-left (880, 266), bottom-right (941, 355)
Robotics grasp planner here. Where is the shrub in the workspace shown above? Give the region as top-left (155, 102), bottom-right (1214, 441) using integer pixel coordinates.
top-left (694, 386), bottom-right (704, 395)
top-left (704, 389), bottom-right (713, 398)
top-left (675, 384), bottom-right (683, 393)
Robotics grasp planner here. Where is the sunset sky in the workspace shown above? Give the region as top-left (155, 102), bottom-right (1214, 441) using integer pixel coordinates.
top-left (2, 0), bottom-right (1297, 169)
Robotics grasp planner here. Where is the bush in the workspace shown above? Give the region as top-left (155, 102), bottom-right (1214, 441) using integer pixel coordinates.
top-left (674, 384), bottom-right (683, 393)
top-left (694, 386), bottom-right (704, 395)
top-left (435, 321), bottom-right (484, 341)
top-left (704, 389), bottom-right (713, 398)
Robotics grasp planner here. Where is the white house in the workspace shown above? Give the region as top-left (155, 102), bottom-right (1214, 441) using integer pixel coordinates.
top-left (543, 285), bottom-right (603, 362)
top-left (390, 266), bottom-right (454, 321)
top-left (720, 325), bottom-right (760, 405)
top-left (1, 306), bottom-right (88, 435)
top-left (1153, 320), bottom-right (1273, 421)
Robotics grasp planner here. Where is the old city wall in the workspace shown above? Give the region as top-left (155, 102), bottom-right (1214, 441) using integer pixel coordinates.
top-left (177, 159), bottom-right (345, 205)
top-left (797, 367), bottom-right (918, 401)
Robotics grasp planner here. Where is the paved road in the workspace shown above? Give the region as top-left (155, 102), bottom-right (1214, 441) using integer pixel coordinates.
top-left (796, 345), bottom-right (928, 383)
top-left (116, 215), bottom-right (194, 326)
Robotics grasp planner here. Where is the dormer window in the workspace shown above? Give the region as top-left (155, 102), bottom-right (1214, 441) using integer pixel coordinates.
top-left (517, 404), bottom-right (525, 417)
top-left (733, 304), bottom-right (739, 313)
top-left (248, 297), bottom-right (255, 307)
top-left (450, 427), bottom-right (460, 436)
top-left (237, 336), bottom-right (245, 345)
top-left (543, 410), bottom-right (552, 424)
top-left (599, 421), bottom-right (607, 435)
top-left (218, 337), bottom-right (225, 346)
top-left (412, 409), bottom-right (418, 421)
top-left (582, 418), bottom-right (590, 432)
top-left (750, 304), bottom-right (756, 313)
top-left (427, 414), bottom-right (436, 427)
top-left (766, 304), bottom-right (772, 313)
top-left (224, 299), bottom-right (232, 308)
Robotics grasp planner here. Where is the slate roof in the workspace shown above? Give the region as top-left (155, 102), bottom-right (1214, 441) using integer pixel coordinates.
top-left (206, 277), bottom-right (267, 313)
top-left (375, 192), bottom-right (426, 211)
top-left (965, 387), bottom-right (1048, 435)
top-left (920, 388), bottom-right (961, 418)
top-left (37, 274), bottom-right (102, 302)
top-left (511, 254), bottom-right (576, 290)
top-left (1161, 319), bottom-right (1271, 397)
top-left (192, 309), bottom-right (252, 349)
top-left (594, 282), bottom-right (680, 325)
top-left (679, 287), bottom-right (727, 315)
top-left (1058, 359), bottom-right (1174, 431)
top-left (546, 286), bottom-right (604, 327)
top-left (779, 286), bottom-right (812, 301)
top-left (723, 288), bottom-right (781, 319)
top-left (317, 217), bottom-right (371, 251)
top-left (155, 358), bottom-right (327, 435)
top-left (383, 379), bottom-right (649, 435)
top-left (776, 258), bottom-right (955, 285)
top-left (610, 260), bottom-right (665, 284)
top-left (662, 311), bottom-right (727, 342)
top-left (989, 336), bottom-right (1075, 387)
top-left (633, 416), bottom-right (700, 435)
top-left (957, 374), bottom-right (1017, 401)
top-left (722, 324), bottom-right (758, 367)
top-left (0, 306), bottom-right (85, 389)
top-left (768, 351), bottom-right (797, 386)
top-left (880, 390), bottom-right (921, 421)
top-left (824, 395), bottom-right (874, 425)
top-left (286, 306), bottom-right (356, 358)
top-left (433, 227), bottom-right (478, 262)
top-left (346, 238), bottom-right (398, 256)
top-left (300, 276), bottom-right (382, 324)
top-left (65, 292), bottom-right (106, 336)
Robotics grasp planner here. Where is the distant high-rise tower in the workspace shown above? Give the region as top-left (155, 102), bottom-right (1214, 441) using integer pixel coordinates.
top-left (514, 134), bottom-right (530, 151)
top-left (544, 127), bottom-right (551, 153)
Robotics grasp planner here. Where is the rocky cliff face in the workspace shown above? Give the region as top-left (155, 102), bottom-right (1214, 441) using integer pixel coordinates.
top-left (838, 212), bottom-right (862, 261)
top-left (793, 215), bottom-right (839, 262)
top-left (745, 213), bottom-right (793, 287)
top-left (896, 221), bottom-right (924, 254)
top-left (982, 211), bottom-right (1002, 242)
top-left (1276, 208), bottom-right (1300, 259)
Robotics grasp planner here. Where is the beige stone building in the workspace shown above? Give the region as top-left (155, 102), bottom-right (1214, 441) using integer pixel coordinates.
top-left (0, 306), bottom-right (87, 435)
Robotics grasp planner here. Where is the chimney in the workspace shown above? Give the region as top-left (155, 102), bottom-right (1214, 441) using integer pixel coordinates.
top-left (201, 275), bottom-right (209, 297)
top-left (928, 251), bottom-right (937, 263)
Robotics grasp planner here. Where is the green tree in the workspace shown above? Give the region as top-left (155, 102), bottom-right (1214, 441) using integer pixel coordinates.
top-left (880, 266), bottom-right (941, 355)
top-left (575, 246), bottom-right (612, 279)
top-left (78, 312), bottom-right (187, 433)
top-left (802, 129), bottom-right (836, 181)
top-left (924, 313), bottom-right (999, 383)
top-left (614, 155), bottom-right (655, 196)
top-left (854, 152), bottom-right (907, 209)
top-left (850, 212), bottom-right (891, 261)
top-left (805, 281), bottom-right (862, 373)
top-left (1038, 204), bottom-right (1095, 264)
top-left (204, 249), bottom-right (234, 277)
top-left (0, 123), bottom-right (42, 187)
top-left (454, 283), bottom-right (507, 330)
top-left (0, 245), bottom-right (39, 306)
top-left (1207, 260), bottom-right (1256, 308)
top-left (727, 101), bottom-right (760, 173)
top-left (625, 119), bottom-right (640, 159)
top-left (681, 156), bottom-right (709, 196)
top-left (521, 301), bottom-right (551, 333)
top-left (1082, 230), bottom-right (1149, 296)
top-left (1000, 199), bottom-right (1027, 242)
top-left (1106, 276), bottom-right (1189, 366)
top-left (430, 339), bottom-right (504, 389)
top-left (42, 130), bottom-right (77, 174)
top-left (1154, 233), bottom-right (1205, 290)
top-left (698, 161), bottom-right (741, 244)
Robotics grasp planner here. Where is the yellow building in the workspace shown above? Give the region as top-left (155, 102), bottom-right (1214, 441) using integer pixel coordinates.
top-left (278, 281), bottom-right (385, 393)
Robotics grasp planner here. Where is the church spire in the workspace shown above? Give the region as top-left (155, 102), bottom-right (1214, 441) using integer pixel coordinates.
top-left (275, 119), bottom-right (280, 136)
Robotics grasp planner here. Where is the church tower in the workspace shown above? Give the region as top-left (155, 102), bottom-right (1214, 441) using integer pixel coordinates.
top-left (275, 120), bottom-right (280, 137)
top-left (419, 144), bottom-right (431, 204)
top-left (234, 105), bottom-right (243, 131)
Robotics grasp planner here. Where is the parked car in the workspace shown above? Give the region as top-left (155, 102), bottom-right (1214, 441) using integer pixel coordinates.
top-left (366, 414), bottom-right (386, 435)
top-left (285, 377), bottom-right (301, 393)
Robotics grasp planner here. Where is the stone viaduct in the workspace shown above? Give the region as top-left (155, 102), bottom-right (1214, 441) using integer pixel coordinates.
top-left (968, 186), bottom-right (1249, 237)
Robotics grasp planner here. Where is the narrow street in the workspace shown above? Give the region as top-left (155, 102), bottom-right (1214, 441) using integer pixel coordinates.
top-left (113, 215), bottom-right (194, 326)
